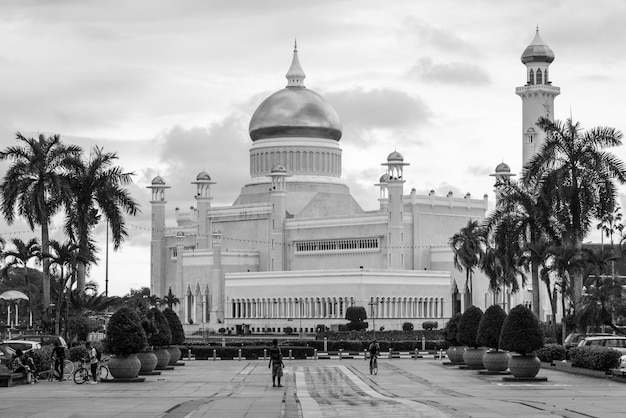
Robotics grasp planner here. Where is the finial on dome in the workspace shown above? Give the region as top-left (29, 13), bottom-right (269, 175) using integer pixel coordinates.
top-left (286, 40), bottom-right (306, 88)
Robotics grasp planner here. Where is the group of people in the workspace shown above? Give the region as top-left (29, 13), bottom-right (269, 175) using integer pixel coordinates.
top-left (11, 340), bottom-right (100, 384)
top-left (10, 349), bottom-right (39, 384)
top-left (267, 338), bottom-right (381, 388)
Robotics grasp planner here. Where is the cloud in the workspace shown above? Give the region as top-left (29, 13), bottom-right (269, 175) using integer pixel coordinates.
top-left (402, 18), bottom-right (477, 54)
top-left (324, 88), bottom-right (432, 146)
top-left (407, 57), bottom-right (490, 85)
top-left (156, 113), bottom-right (251, 208)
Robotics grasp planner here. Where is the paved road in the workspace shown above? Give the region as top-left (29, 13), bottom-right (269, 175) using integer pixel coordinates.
top-left (0, 358), bottom-right (625, 417)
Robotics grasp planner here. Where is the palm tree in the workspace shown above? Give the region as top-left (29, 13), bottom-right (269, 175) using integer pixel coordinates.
top-left (0, 133), bottom-right (81, 307)
top-left (523, 117), bottom-right (626, 323)
top-left (481, 215), bottom-right (527, 311)
top-left (450, 219), bottom-right (486, 308)
top-left (578, 247), bottom-right (624, 334)
top-left (65, 146), bottom-right (140, 293)
top-left (1, 237), bottom-right (42, 288)
top-left (486, 178), bottom-right (559, 318)
top-left (46, 240), bottom-right (92, 335)
top-left (543, 245), bottom-right (586, 342)
top-left (161, 287), bottom-right (181, 310)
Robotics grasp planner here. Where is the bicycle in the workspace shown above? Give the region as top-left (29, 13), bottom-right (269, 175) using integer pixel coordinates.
top-left (369, 354), bottom-right (378, 375)
top-left (48, 359), bottom-right (74, 382)
top-left (73, 357), bottom-right (110, 384)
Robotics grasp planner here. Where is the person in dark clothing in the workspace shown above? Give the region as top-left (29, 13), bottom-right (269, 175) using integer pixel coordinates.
top-left (52, 342), bottom-right (66, 381)
top-left (268, 339), bottom-right (284, 387)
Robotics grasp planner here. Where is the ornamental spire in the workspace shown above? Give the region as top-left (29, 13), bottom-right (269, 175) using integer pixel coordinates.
top-left (286, 39), bottom-right (306, 88)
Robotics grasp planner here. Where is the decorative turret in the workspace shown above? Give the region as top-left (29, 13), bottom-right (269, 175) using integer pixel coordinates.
top-left (490, 162), bottom-right (516, 203)
top-left (286, 40), bottom-right (306, 87)
top-left (147, 175), bottom-right (171, 297)
top-left (192, 171), bottom-right (215, 250)
top-left (516, 28), bottom-right (560, 165)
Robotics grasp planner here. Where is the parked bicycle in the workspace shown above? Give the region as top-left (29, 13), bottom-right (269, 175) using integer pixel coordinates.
top-left (48, 359), bottom-right (74, 382)
top-left (73, 357), bottom-right (110, 384)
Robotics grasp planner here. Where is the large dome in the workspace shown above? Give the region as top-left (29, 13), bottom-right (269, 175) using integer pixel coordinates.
top-left (249, 88), bottom-right (342, 141)
top-left (249, 44), bottom-right (342, 142)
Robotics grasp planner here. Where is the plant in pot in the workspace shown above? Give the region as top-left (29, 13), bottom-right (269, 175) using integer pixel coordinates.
top-left (136, 316), bottom-right (158, 374)
top-left (456, 306), bottom-right (485, 368)
top-left (148, 307), bottom-right (172, 369)
top-left (163, 307), bottom-right (185, 365)
top-left (443, 313), bottom-right (465, 364)
top-left (499, 304), bottom-right (545, 378)
top-left (476, 304), bottom-right (510, 372)
top-left (104, 306), bottom-right (147, 379)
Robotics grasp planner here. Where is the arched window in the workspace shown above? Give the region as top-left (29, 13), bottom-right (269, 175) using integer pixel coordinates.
top-left (529, 69), bottom-right (534, 85)
top-left (536, 69), bottom-right (543, 85)
top-left (526, 128), bottom-right (536, 144)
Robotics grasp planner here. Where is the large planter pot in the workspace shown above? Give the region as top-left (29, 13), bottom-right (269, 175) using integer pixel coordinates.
top-left (167, 347), bottom-right (182, 365)
top-left (108, 354), bottom-right (141, 379)
top-left (154, 348), bottom-right (171, 369)
top-left (463, 347), bottom-right (487, 368)
top-left (446, 346), bottom-right (467, 364)
top-left (483, 350), bottom-right (511, 372)
top-left (508, 354), bottom-right (541, 378)
top-left (136, 351), bottom-right (158, 373)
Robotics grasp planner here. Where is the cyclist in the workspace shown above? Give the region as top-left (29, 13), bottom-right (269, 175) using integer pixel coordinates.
top-left (368, 339), bottom-right (380, 371)
top-left (52, 342), bottom-right (65, 381)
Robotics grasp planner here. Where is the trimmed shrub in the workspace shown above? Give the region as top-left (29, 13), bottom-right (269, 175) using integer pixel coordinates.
top-left (218, 328), bottom-right (226, 334)
top-left (476, 305), bottom-right (507, 350)
top-left (345, 306), bottom-right (367, 323)
top-left (499, 304), bottom-right (544, 355)
top-left (163, 308), bottom-right (185, 345)
top-left (422, 321), bottom-right (438, 331)
top-left (536, 344), bottom-right (567, 363)
top-left (457, 306), bottom-right (483, 348)
top-left (443, 313), bottom-right (462, 346)
top-left (569, 346), bottom-right (621, 371)
top-left (148, 307), bottom-right (172, 348)
top-left (402, 322), bottom-right (414, 331)
top-left (346, 321), bottom-right (368, 331)
top-left (284, 327), bottom-right (294, 335)
top-left (104, 307), bottom-right (147, 357)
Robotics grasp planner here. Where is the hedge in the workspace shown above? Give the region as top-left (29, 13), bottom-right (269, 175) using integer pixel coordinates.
top-left (568, 346), bottom-right (621, 371)
top-left (536, 344), bottom-right (567, 363)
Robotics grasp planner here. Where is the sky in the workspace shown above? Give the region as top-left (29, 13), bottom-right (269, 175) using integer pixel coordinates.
top-left (0, 0), bottom-right (625, 297)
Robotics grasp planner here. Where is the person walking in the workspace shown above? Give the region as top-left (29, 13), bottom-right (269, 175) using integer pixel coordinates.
top-left (52, 342), bottom-right (65, 381)
top-left (85, 342), bottom-right (98, 384)
top-left (268, 339), bottom-right (284, 387)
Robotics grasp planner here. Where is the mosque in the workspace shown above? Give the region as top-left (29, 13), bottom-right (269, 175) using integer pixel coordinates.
top-left (148, 30), bottom-right (559, 334)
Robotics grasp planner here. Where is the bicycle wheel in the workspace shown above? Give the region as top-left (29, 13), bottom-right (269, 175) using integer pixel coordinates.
top-left (99, 365), bottom-right (109, 380)
top-left (63, 359), bottom-right (74, 380)
top-left (73, 367), bottom-right (89, 384)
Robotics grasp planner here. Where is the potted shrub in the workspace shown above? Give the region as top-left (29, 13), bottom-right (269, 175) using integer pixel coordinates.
top-left (499, 304), bottom-right (545, 378)
top-left (443, 313), bottom-right (465, 364)
top-left (148, 307), bottom-right (172, 369)
top-left (476, 304), bottom-right (510, 372)
top-left (163, 308), bottom-right (185, 365)
top-left (457, 306), bottom-right (485, 368)
top-left (104, 307), bottom-right (147, 379)
top-left (136, 316), bottom-right (158, 374)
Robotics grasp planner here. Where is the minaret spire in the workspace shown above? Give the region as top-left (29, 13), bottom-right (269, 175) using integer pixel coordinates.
top-left (286, 39), bottom-right (306, 88)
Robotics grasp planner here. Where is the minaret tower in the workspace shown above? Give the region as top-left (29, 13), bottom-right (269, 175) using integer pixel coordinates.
top-left (147, 175), bottom-right (170, 296)
top-left (516, 28), bottom-right (560, 166)
top-left (192, 170), bottom-right (214, 250)
top-left (382, 151), bottom-right (408, 269)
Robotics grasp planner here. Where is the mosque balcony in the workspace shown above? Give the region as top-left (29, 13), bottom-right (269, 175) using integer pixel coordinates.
top-left (515, 84), bottom-right (561, 95)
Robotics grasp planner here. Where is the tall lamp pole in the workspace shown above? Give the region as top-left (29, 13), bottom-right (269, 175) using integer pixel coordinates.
top-left (105, 219), bottom-right (109, 297)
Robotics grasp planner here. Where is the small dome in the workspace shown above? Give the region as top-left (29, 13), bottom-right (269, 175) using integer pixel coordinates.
top-left (379, 173), bottom-right (390, 183)
top-left (271, 164), bottom-right (287, 173)
top-left (151, 175), bottom-right (165, 185)
top-left (196, 171), bottom-right (211, 181)
top-left (387, 151), bottom-right (404, 162)
top-left (521, 29), bottom-right (555, 64)
top-left (495, 162), bottom-right (511, 173)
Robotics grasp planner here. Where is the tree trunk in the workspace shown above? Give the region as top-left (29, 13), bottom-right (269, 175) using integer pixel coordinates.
top-left (531, 262), bottom-right (540, 319)
top-left (41, 219), bottom-right (51, 308)
top-left (77, 262), bottom-right (86, 294)
top-left (572, 236), bottom-right (584, 330)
